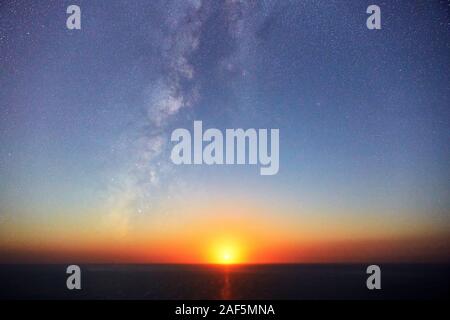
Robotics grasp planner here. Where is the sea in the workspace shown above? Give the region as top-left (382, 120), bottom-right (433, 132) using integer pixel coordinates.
top-left (0, 264), bottom-right (448, 300)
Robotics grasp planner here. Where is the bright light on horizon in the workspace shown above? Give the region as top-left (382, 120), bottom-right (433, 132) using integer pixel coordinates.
top-left (221, 250), bottom-right (233, 264)
top-left (209, 239), bottom-right (243, 265)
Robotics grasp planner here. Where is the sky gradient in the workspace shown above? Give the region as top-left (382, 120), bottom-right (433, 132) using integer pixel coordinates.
top-left (0, 0), bottom-right (449, 264)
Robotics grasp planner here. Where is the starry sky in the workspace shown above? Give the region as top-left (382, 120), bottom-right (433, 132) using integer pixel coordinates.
top-left (0, 0), bottom-right (449, 263)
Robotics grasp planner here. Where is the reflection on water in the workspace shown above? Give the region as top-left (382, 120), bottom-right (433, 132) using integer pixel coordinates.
top-left (219, 267), bottom-right (231, 299)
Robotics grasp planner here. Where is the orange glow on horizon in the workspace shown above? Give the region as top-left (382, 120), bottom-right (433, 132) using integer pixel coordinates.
top-left (0, 198), bottom-right (449, 264)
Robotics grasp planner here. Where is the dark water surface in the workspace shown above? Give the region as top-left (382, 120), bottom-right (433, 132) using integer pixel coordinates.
top-left (0, 264), bottom-right (448, 299)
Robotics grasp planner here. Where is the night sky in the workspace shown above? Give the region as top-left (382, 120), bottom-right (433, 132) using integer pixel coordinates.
top-left (0, 0), bottom-right (449, 263)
